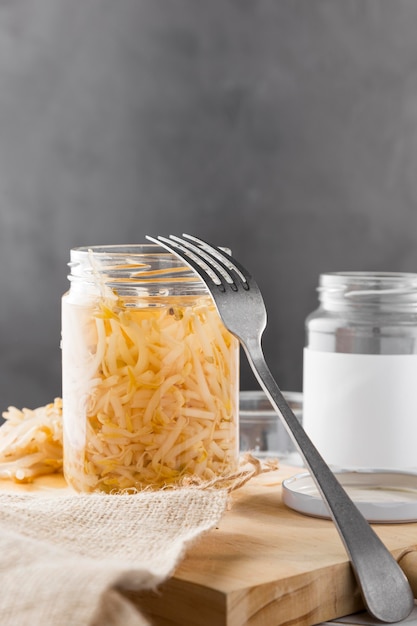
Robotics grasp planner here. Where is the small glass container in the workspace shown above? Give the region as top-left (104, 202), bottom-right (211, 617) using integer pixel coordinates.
top-left (61, 245), bottom-right (239, 493)
top-left (239, 390), bottom-right (303, 465)
top-left (303, 272), bottom-right (417, 470)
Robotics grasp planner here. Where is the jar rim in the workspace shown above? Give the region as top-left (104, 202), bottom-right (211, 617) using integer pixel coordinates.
top-left (320, 271), bottom-right (417, 281)
top-left (72, 244), bottom-right (162, 254)
top-left (317, 271), bottom-right (417, 306)
top-left (68, 244), bottom-right (207, 294)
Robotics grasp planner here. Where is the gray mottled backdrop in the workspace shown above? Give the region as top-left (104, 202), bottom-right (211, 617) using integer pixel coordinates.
top-left (2, 0), bottom-right (417, 410)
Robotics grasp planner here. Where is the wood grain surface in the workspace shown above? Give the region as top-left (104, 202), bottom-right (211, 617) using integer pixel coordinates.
top-left (131, 467), bottom-right (417, 626)
top-left (2, 467), bottom-right (417, 626)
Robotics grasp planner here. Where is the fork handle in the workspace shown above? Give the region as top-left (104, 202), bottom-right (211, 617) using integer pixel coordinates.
top-left (243, 339), bottom-right (414, 623)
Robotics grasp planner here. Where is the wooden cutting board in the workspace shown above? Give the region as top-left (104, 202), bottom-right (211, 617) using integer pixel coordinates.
top-left (131, 466), bottom-right (417, 626)
top-left (3, 467), bottom-right (417, 626)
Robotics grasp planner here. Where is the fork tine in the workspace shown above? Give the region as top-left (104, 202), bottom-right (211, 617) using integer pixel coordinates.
top-left (146, 235), bottom-right (226, 288)
top-left (146, 234), bottom-right (250, 292)
top-left (180, 234), bottom-right (249, 288)
top-left (167, 235), bottom-right (237, 287)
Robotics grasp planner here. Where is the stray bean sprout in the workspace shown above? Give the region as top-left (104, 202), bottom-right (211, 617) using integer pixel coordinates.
top-left (0, 398), bottom-right (63, 483)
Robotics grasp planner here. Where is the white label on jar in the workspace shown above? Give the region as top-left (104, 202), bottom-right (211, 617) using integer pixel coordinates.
top-left (303, 348), bottom-right (417, 470)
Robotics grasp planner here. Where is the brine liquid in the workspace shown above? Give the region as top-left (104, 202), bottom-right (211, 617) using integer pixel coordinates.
top-left (62, 294), bottom-right (239, 492)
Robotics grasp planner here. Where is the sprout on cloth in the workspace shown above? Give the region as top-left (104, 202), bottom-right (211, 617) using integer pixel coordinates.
top-left (0, 398), bottom-right (63, 483)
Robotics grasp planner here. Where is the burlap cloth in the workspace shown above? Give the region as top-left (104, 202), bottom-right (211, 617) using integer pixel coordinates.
top-left (0, 487), bottom-right (229, 626)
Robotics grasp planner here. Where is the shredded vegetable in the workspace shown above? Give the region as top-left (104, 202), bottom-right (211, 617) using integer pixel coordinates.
top-left (62, 295), bottom-right (239, 493)
top-left (0, 398), bottom-right (63, 483)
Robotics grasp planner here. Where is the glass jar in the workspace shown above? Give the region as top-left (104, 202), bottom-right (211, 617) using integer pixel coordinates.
top-left (61, 245), bottom-right (240, 493)
top-left (303, 272), bottom-right (417, 470)
top-left (239, 390), bottom-right (303, 465)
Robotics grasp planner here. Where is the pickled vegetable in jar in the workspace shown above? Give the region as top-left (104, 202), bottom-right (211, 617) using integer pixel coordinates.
top-left (61, 245), bottom-right (239, 493)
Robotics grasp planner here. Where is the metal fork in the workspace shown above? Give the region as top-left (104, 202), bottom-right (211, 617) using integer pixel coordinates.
top-left (146, 233), bottom-right (414, 623)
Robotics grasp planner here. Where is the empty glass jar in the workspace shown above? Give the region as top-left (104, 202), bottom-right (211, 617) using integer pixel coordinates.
top-left (303, 272), bottom-right (417, 470)
top-left (62, 245), bottom-right (239, 492)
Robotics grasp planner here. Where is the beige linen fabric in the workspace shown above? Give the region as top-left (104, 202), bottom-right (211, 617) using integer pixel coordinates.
top-left (0, 488), bottom-right (228, 626)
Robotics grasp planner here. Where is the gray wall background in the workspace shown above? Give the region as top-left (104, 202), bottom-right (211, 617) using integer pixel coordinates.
top-left (2, 0), bottom-right (417, 411)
